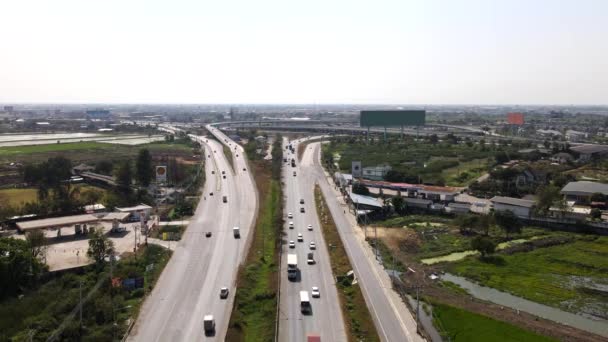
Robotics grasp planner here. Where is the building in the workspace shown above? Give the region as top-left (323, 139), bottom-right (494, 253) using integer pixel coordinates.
top-left (84, 203), bottom-right (106, 213)
top-left (115, 204), bottom-right (153, 221)
top-left (536, 129), bottom-right (562, 137)
top-left (565, 130), bottom-right (588, 142)
top-left (72, 163), bottom-right (95, 175)
top-left (334, 172), bottom-right (353, 187)
top-left (561, 181), bottom-right (608, 202)
top-left (403, 198), bottom-right (432, 210)
top-left (86, 109), bottom-right (111, 120)
top-left (361, 164), bottom-right (392, 181)
top-left (551, 152), bottom-right (574, 164)
top-left (418, 185), bottom-right (461, 202)
top-left (16, 214), bottom-right (99, 234)
top-left (491, 196), bottom-right (536, 219)
top-left (447, 202), bottom-right (471, 215)
top-left (569, 145), bottom-right (608, 162)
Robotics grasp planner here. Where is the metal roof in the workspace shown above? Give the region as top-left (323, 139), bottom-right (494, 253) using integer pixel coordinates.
top-left (490, 196), bottom-right (536, 208)
top-left (116, 204), bottom-right (153, 212)
top-left (561, 181), bottom-right (608, 196)
top-left (102, 212), bottom-right (131, 221)
top-left (16, 214), bottom-right (99, 231)
top-left (349, 193), bottom-right (383, 209)
top-left (570, 144), bottom-right (608, 155)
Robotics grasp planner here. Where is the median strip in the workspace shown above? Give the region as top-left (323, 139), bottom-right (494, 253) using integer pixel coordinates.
top-left (226, 137), bottom-right (283, 341)
top-left (314, 185), bottom-right (380, 342)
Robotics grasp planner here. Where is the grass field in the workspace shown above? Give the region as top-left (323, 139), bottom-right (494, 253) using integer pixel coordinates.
top-left (0, 184), bottom-right (107, 207)
top-left (449, 236), bottom-right (608, 317)
top-left (433, 303), bottom-right (556, 342)
top-left (315, 185), bottom-right (380, 342)
top-left (0, 140), bottom-right (194, 164)
top-left (227, 159), bottom-right (281, 342)
top-left (0, 188), bottom-right (38, 206)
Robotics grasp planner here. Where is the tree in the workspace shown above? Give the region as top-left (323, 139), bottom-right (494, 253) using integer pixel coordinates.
top-left (95, 160), bottom-right (114, 175)
top-left (0, 237), bottom-right (46, 299)
top-left (493, 210), bottom-right (522, 238)
top-left (471, 236), bottom-right (496, 258)
top-left (495, 151), bottom-right (510, 164)
top-left (391, 196), bottom-right (406, 215)
top-left (476, 215), bottom-right (493, 236)
top-left (26, 230), bottom-right (47, 261)
top-left (87, 229), bottom-right (115, 266)
top-left (115, 161), bottom-right (133, 194)
top-left (135, 149), bottom-right (153, 187)
top-left (352, 183), bottom-right (370, 196)
top-left (590, 208), bottom-right (602, 220)
top-left (429, 134), bottom-right (439, 144)
top-left (590, 192), bottom-right (606, 203)
top-left (535, 185), bottom-right (561, 216)
top-left (456, 214), bottom-right (478, 235)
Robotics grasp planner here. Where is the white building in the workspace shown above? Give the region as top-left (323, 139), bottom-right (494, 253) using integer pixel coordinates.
top-left (116, 204), bottom-right (153, 221)
top-left (490, 196), bottom-right (536, 219)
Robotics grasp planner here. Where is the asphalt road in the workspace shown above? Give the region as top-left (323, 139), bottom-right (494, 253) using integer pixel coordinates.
top-left (278, 137), bottom-right (347, 342)
top-left (128, 127), bottom-right (256, 341)
top-left (303, 140), bottom-right (424, 342)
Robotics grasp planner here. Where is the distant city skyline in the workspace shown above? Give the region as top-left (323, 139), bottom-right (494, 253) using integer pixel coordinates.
top-left (1, 0), bottom-right (607, 105)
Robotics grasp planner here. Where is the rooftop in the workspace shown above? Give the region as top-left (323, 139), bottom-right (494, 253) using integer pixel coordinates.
top-left (102, 212), bottom-right (131, 221)
top-left (349, 193), bottom-right (383, 209)
top-left (570, 144), bottom-right (608, 155)
top-left (561, 181), bottom-right (608, 196)
top-left (16, 214), bottom-right (99, 231)
top-left (115, 204), bottom-right (153, 212)
top-left (490, 196), bottom-right (536, 208)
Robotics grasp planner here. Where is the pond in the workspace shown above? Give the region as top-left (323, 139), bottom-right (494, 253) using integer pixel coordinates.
top-left (421, 237), bottom-right (542, 265)
top-left (441, 273), bottom-right (608, 338)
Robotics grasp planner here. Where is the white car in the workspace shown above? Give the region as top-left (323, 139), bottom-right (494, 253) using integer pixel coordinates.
top-left (311, 287), bottom-right (320, 298)
top-left (289, 221), bottom-right (294, 229)
top-left (309, 242), bottom-right (316, 250)
top-left (289, 241), bottom-right (295, 248)
top-left (297, 233), bottom-right (303, 242)
top-left (307, 224), bottom-right (313, 231)
top-left (287, 212), bottom-right (293, 219)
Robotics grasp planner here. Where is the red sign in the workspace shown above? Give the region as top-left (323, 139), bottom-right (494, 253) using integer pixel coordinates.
top-left (507, 113), bottom-right (524, 125)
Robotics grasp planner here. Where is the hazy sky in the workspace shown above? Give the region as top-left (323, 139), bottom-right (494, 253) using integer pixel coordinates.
top-left (1, 0), bottom-right (607, 104)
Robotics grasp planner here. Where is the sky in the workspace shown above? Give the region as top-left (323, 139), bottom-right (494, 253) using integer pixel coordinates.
top-left (0, 0), bottom-right (607, 105)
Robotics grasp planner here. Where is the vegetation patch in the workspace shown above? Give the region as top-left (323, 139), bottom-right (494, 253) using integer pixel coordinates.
top-left (0, 242), bottom-right (171, 341)
top-left (226, 137), bottom-right (282, 342)
top-left (433, 303), bottom-right (556, 342)
top-left (315, 185), bottom-right (380, 342)
top-left (449, 236), bottom-right (608, 317)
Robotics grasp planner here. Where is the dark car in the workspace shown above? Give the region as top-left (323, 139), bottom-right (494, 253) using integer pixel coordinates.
top-left (209, 192), bottom-right (214, 196)
top-left (300, 207), bottom-right (305, 213)
top-left (223, 175), bottom-right (226, 179)
top-left (220, 287), bottom-right (229, 299)
top-left (206, 232), bottom-right (212, 238)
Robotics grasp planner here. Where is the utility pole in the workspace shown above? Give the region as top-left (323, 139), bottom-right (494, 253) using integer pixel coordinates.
top-left (79, 280), bottom-right (83, 337)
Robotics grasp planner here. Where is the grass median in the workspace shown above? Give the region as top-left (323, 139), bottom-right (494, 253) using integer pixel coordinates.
top-left (314, 185), bottom-right (380, 342)
top-left (227, 146), bottom-right (282, 341)
top-left (223, 144), bottom-right (235, 173)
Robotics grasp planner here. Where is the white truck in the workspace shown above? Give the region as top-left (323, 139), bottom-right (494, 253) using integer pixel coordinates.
top-left (287, 254), bottom-right (298, 281)
top-left (203, 314), bottom-right (215, 335)
top-left (300, 291), bottom-right (311, 314)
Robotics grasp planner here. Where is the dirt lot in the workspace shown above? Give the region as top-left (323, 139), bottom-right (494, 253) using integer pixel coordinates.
top-left (374, 226), bottom-right (606, 342)
top-left (13, 220), bottom-right (168, 271)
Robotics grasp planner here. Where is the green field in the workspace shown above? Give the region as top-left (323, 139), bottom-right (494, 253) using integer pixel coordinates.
top-left (0, 140), bottom-right (194, 164)
top-left (0, 185), bottom-right (107, 207)
top-left (0, 188), bottom-right (38, 206)
top-left (433, 303), bottom-right (556, 342)
top-left (449, 236), bottom-right (608, 316)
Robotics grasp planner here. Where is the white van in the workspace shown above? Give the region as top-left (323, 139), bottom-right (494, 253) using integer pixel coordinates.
top-left (300, 291), bottom-right (311, 314)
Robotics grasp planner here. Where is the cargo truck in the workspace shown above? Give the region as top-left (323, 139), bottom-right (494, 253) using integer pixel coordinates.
top-left (233, 226), bottom-right (240, 238)
top-left (203, 315), bottom-right (215, 335)
top-left (287, 254), bottom-right (298, 281)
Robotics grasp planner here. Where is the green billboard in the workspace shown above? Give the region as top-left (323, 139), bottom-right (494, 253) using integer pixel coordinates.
top-left (360, 110), bottom-right (426, 127)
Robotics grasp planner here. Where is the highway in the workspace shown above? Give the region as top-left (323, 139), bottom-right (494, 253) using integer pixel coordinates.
top-left (278, 137), bottom-right (347, 341)
top-left (300, 140), bottom-right (424, 342)
top-left (128, 126), bottom-right (256, 341)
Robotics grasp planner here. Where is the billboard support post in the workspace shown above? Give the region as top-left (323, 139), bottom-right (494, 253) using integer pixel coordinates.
top-left (367, 127), bottom-right (370, 144)
top-left (384, 126), bottom-right (387, 142)
top-left (401, 125), bottom-right (404, 139)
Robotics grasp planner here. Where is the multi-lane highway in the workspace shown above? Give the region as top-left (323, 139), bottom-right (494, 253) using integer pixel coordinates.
top-left (295, 139), bottom-right (424, 342)
top-left (278, 137), bottom-right (347, 341)
top-left (128, 127), bottom-right (256, 341)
